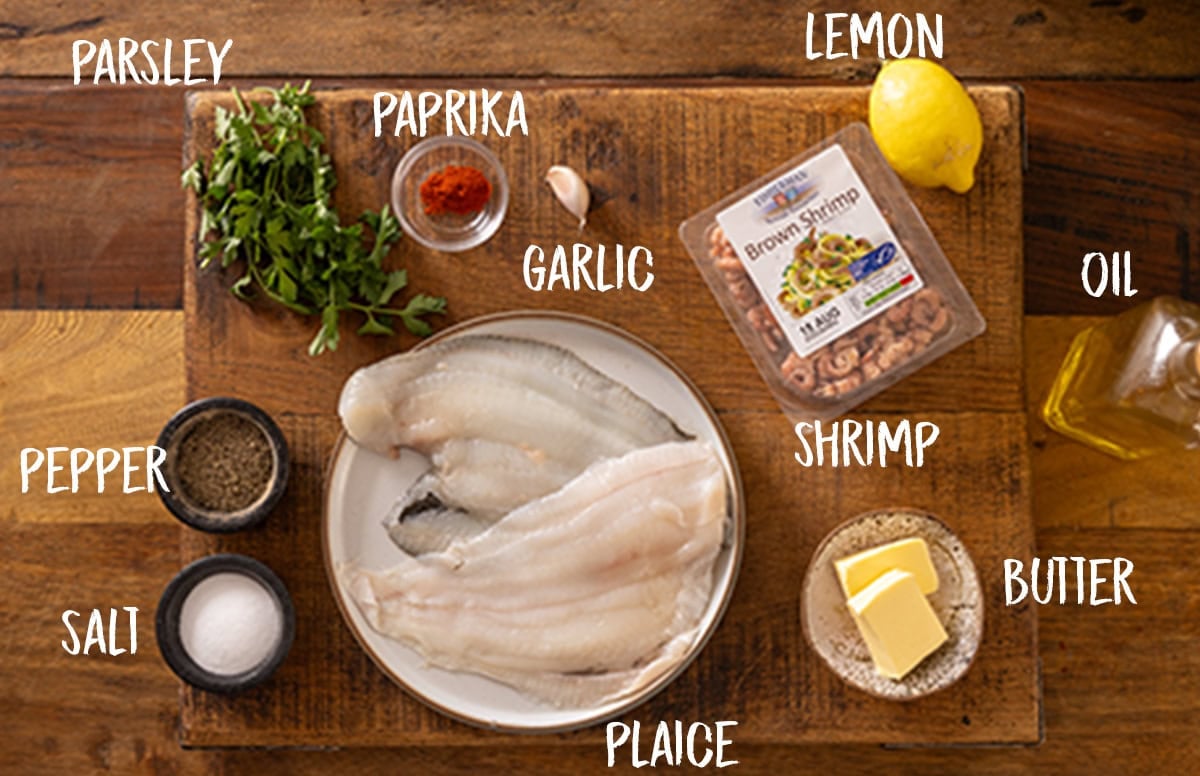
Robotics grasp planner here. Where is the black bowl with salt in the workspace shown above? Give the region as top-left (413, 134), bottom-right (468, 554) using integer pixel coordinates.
top-left (156, 397), bottom-right (289, 533)
top-left (156, 553), bottom-right (295, 694)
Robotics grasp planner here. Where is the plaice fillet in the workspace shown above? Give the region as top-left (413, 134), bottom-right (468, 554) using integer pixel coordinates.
top-left (337, 334), bottom-right (688, 553)
top-left (342, 440), bottom-right (728, 708)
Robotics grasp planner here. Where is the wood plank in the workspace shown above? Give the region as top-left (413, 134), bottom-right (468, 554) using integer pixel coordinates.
top-left (0, 522), bottom-right (214, 775)
top-left (0, 83), bottom-right (186, 309)
top-left (182, 86), bottom-right (1024, 416)
top-left (1, 490), bottom-right (1194, 772)
top-left (0, 311), bottom-right (1196, 773)
top-left (1022, 82), bottom-right (1200, 314)
top-left (0, 310), bottom-right (182, 523)
top-left (1, 1), bottom-right (1198, 79)
top-left (0, 310), bottom-right (202, 774)
top-left (1, 80), bottom-right (1194, 315)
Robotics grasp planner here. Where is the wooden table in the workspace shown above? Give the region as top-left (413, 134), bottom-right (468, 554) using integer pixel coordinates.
top-left (2, 1), bottom-right (1198, 773)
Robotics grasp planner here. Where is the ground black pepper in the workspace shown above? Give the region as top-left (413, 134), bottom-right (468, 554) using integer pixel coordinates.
top-left (175, 412), bottom-right (273, 513)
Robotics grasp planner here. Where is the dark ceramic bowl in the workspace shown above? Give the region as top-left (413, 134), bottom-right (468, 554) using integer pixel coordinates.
top-left (156, 554), bottom-right (295, 694)
top-left (156, 397), bottom-right (289, 533)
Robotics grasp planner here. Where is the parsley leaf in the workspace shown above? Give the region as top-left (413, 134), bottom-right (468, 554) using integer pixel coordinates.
top-left (184, 82), bottom-right (446, 355)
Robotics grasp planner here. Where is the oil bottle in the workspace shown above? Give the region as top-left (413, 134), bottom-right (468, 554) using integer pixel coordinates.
top-left (1043, 297), bottom-right (1200, 459)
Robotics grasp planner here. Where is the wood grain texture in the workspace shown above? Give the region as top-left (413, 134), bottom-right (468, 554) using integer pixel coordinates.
top-left (1, 311), bottom-right (1197, 773)
top-left (0, 310), bottom-right (182, 522)
top-left (177, 410), bottom-right (1036, 747)
top-left (2, 1), bottom-right (1198, 79)
top-left (182, 86), bottom-right (1024, 416)
top-left (0, 82), bottom-right (187, 309)
top-left (0, 0), bottom-right (1196, 767)
top-left (177, 86), bottom-right (1036, 746)
top-left (1, 80), bottom-right (1194, 315)
top-left (1022, 82), bottom-right (1200, 315)
top-left (2, 523), bottom-right (1196, 773)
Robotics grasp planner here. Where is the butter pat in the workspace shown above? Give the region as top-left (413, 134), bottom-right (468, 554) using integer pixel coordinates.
top-left (835, 537), bottom-right (938, 598)
top-left (847, 569), bottom-right (947, 680)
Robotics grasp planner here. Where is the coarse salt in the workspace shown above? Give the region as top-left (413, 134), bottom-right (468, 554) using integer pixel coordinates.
top-left (179, 572), bottom-right (282, 676)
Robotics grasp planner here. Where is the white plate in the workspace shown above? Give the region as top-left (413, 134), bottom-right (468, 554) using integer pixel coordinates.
top-left (323, 311), bottom-right (745, 733)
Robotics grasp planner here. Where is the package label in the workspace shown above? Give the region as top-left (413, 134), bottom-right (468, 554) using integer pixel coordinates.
top-left (715, 144), bottom-right (924, 356)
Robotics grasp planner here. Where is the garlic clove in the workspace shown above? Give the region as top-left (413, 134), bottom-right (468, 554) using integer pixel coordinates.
top-left (545, 164), bottom-right (589, 231)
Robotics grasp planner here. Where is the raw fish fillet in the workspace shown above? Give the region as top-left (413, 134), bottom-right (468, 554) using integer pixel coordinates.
top-left (342, 440), bottom-right (728, 708)
top-left (337, 335), bottom-right (689, 553)
top-left (384, 438), bottom-right (580, 554)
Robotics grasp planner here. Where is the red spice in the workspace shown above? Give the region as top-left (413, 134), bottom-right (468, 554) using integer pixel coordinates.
top-left (419, 165), bottom-right (492, 216)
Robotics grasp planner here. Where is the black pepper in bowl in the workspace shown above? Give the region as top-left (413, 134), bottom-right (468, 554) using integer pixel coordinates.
top-left (177, 413), bottom-right (273, 512)
top-left (157, 397), bottom-right (289, 533)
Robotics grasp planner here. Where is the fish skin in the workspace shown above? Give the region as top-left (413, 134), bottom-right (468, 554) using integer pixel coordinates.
top-left (385, 439), bottom-right (581, 554)
top-left (343, 440), bottom-right (728, 708)
top-left (383, 483), bottom-right (491, 556)
top-left (338, 335), bottom-right (690, 554)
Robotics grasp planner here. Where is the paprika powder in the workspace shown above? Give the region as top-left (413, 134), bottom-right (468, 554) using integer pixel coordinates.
top-left (419, 165), bottom-right (492, 216)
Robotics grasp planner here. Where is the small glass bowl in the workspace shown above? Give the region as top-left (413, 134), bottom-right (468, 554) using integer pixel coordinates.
top-left (391, 136), bottom-right (509, 252)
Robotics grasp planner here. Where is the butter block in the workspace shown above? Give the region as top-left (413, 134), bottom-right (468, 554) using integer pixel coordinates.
top-left (835, 537), bottom-right (939, 598)
top-left (846, 568), bottom-right (948, 680)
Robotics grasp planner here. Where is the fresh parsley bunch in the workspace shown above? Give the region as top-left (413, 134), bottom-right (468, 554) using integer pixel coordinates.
top-left (183, 82), bottom-right (446, 356)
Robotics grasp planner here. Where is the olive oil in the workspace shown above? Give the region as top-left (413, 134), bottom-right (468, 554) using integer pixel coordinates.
top-left (1043, 297), bottom-right (1200, 459)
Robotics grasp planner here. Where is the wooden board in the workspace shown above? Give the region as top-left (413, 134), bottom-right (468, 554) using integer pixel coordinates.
top-left (183, 86), bottom-right (1024, 414)
top-left (179, 85), bottom-right (1036, 746)
top-left (3, 1), bottom-right (1198, 79)
top-left (2, 311), bottom-right (1197, 773)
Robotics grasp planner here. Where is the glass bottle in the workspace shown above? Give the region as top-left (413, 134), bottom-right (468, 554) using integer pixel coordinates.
top-left (1042, 297), bottom-right (1200, 459)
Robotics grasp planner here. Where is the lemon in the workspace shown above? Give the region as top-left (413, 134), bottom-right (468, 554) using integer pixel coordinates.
top-left (869, 59), bottom-right (982, 194)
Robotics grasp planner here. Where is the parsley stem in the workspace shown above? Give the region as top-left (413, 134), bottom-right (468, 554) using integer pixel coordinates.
top-left (185, 82), bottom-right (446, 356)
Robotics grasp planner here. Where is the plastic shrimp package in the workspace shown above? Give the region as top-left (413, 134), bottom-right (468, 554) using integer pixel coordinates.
top-left (678, 123), bottom-right (986, 422)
